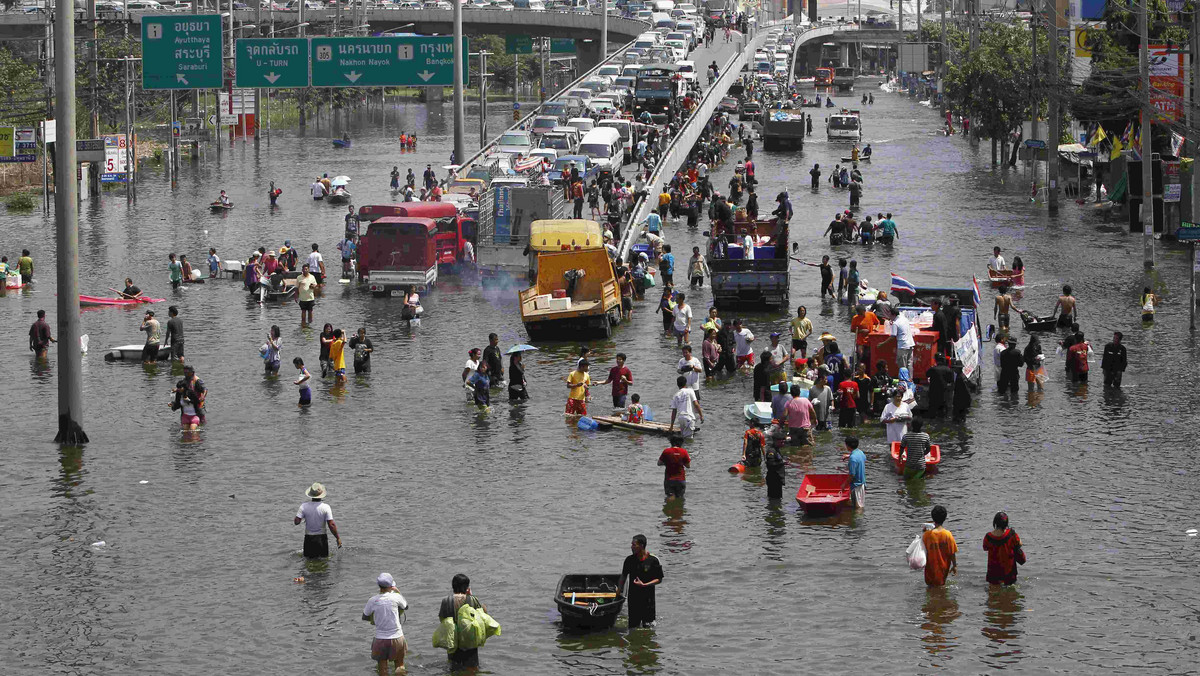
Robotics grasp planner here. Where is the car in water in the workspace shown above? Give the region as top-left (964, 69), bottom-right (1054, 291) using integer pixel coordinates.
top-left (717, 96), bottom-right (739, 114)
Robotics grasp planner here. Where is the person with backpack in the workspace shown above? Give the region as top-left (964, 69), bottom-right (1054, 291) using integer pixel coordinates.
top-left (659, 244), bottom-right (675, 287)
top-left (983, 512), bottom-right (1027, 585)
top-left (1067, 331), bottom-right (1092, 382)
top-left (438, 574), bottom-right (487, 668)
top-left (763, 429), bottom-right (787, 499)
top-left (741, 425), bottom-right (765, 469)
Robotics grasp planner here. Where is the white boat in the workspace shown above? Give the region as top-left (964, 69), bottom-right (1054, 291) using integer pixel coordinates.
top-left (104, 343), bottom-right (172, 362)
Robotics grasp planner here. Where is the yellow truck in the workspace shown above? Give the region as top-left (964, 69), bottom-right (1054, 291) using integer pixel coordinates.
top-left (519, 247), bottom-right (622, 340)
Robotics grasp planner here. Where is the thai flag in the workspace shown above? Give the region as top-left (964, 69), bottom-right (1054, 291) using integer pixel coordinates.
top-left (972, 276), bottom-right (982, 306)
top-left (890, 274), bottom-right (917, 295)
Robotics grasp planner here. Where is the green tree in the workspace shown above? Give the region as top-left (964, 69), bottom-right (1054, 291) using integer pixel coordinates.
top-left (0, 46), bottom-right (45, 125)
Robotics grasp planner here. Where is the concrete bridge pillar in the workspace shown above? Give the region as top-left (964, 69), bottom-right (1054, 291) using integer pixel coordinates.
top-left (839, 42), bottom-right (850, 68)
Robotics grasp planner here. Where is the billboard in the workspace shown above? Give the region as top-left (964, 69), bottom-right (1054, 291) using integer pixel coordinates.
top-left (1148, 45), bottom-right (1184, 122)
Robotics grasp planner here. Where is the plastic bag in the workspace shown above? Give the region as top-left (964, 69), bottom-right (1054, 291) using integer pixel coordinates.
top-left (432, 616), bottom-right (457, 652)
top-left (906, 533), bottom-right (927, 570)
top-left (480, 608), bottom-right (502, 641)
top-left (455, 603), bottom-right (487, 651)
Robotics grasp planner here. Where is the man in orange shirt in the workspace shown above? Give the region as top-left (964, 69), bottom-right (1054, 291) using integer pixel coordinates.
top-left (850, 305), bottom-right (879, 367)
top-left (922, 505), bottom-right (958, 586)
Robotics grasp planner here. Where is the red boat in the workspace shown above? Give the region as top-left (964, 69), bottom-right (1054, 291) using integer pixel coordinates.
top-left (889, 442), bottom-right (942, 473)
top-left (988, 268), bottom-right (1024, 288)
top-left (795, 474), bottom-right (852, 515)
top-left (79, 294), bottom-right (165, 308)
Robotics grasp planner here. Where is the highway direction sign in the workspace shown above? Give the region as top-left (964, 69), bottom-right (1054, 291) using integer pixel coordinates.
top-left (236, 38), bottom-right (311, 88)
top-left (310, 36), bottom-right (468, 87)
top-left (141, 15), bottom-right (224, 90)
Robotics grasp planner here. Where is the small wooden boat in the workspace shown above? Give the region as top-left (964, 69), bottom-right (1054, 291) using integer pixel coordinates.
top-left (796, 474), bottom-right (852, 515)
top-left (555, 573), bottom-right (625, 631)
top-left (1019, 311), bottom-right (1058, 332)
top-left (743, 402), bottom-right (773, 425)
top-left (988, 268), bottom-right (1024, 288)
top-left (327, 190), bottom-right (352, 205)
top-left (591, 415), bottom-right (691, 437)
top-left (209, 202), bottom-right (234, 212)
top-left (79, 294), bottom-right (165, 307)
top-left (103, 343), bottom-right (172, 362)
top-left (840, 156), bottom-right (870, 162)
top-left (889, 441), bottom-right (942, 473)
top-left (332, 138), bottom-right (352, 149)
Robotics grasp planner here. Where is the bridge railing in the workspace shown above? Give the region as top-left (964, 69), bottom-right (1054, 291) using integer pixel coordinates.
top-left (615, 24), bottom-right (784, 263)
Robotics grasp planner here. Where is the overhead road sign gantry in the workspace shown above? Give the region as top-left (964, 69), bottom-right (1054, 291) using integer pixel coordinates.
top-left (236, 38), bottom-right (312, 88)
top-left (141, 15), bottom-right (224, 90)
top-left (310, 36), bottom-right (468, 87)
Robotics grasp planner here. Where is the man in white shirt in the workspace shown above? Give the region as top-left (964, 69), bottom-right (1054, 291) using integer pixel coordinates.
top-left (306, 243), bottom-right (326, 287)
top-left (733, 318), bottom-right (755, 370)
top-left (677, 344), bottom-right (703, 395)
top-left (311, 179), bottom-right (327, 201)
top-left (766, 332), bottom-right (788, 385)
top-left (294, 482), bottom-right (341, 558)
top-left (697, 161), bottom-right (708, 179)
top-left (672, 292), bottom-right (693, 346)
top-left (993, 334), bottom-right (1008, 384)
top-left (891, 312), bottom-right (916, 372)
top-left (988, 246), bottom-right (1006, 271)
top-left (668, 375), bottom-right (705, 438)
top-left (879, 391), bottom-right (912, 444)
top-left (363, 572), bottom-right (408, 676)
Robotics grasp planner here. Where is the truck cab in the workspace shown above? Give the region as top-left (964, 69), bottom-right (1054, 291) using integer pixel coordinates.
top-left (358, 217), bottom-right (438, 295)
top-left (358, 202), bottom-right (477, 273)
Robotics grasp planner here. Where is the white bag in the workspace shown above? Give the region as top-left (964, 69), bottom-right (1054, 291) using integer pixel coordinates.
top-left (905, 533), bottom-right (927, 570)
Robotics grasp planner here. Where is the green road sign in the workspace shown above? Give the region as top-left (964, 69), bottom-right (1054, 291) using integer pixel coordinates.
top-left (236, 38), bottom-right (311, 88)
top-left (310, 36), bottom-right (468, 87)
top-left (551, 38), bottom-right (576, 54)
top-left (506, 35), bottom-right (533, 55)
top-left (141, 15), bottom-right (224, 90)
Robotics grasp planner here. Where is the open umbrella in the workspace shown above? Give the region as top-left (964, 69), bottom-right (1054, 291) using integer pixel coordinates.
top-left (331, 175), bottom-right (351, 186)
top-left (505, 344), bottom-right (539, 354)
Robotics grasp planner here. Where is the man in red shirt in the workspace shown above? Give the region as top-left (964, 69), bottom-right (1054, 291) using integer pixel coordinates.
top-left (572, 180), bottom-right (585, 218)
top-left (836, 377), bottom-right (859, 428)
top-left (596, 352), bottom-right (634, 408)
top-left (658, 435), bottom-right (691, 500)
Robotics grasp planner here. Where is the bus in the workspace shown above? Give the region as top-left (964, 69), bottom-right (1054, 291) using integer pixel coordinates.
top-left (634, 63), bottom-right (680, 120)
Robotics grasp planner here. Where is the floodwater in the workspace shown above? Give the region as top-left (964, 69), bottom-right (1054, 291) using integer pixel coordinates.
top-left (5, 67), bottom-right (1200, 674)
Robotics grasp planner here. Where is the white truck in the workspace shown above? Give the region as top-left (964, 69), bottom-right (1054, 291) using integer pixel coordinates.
top-left (826, 110), bottom-right (862, 141)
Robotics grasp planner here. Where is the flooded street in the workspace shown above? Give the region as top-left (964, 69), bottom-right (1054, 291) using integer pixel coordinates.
top-left (4, 85), bottom-right (1200, 674)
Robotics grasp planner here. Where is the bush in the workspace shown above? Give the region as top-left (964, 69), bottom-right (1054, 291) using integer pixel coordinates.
top-left (5, 193), bottom-right (35, 211)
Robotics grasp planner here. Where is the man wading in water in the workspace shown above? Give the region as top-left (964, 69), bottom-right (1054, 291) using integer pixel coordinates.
top-left (619, 534), bottom-right (663, 629)
top-left (1053, 284), bottom-right (1077, 328)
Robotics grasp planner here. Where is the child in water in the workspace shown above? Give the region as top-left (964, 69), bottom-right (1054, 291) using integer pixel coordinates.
top-left (294, 357), bottom-right (312, 406)
top-left (625, 393), bottom-right (645, 423)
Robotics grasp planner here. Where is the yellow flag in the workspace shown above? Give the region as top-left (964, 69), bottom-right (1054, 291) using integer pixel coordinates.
top-left (1091, 125), bottom-right (1106, 145)
top-left (1109, 137), bottom-right (1123, 160)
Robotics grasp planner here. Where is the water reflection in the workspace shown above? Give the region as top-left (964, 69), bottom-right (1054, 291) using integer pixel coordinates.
top-left (622, 627), bottom-right (661, 675)
top-left (762, 499), bottom-right (787, 560)
top-left (659, 500), bottom-right (691, 555)
top-left (55, 445), bottom-right (86, 499)
top-left (981, 585), bottom-right (1025, 663)
top-left (920, 586), bottom-right (961, 660)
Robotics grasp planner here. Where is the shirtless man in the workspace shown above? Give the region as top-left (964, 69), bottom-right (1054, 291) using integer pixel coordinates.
top-left (1053, 284), bottom-right (1077, 328)
top-left (994, 284), bottom-right (1017, 329)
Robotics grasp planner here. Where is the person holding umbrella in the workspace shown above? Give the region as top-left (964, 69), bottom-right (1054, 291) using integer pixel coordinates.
top-left (506, 344), bottom-right (537, 402)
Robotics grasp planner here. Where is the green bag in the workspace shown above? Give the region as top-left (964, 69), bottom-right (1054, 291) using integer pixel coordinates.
top-left (432, 616), bottom-right (457, 652)
top-left (645, 271), bottom-right (657, 288)
top-left (455, 603), bottom-right (487, 650)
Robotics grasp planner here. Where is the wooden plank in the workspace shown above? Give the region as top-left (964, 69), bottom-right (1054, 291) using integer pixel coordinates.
top-left (592, 415), bottom-right (692, 437)
top-left (561, 592), bottom-right (618, 599)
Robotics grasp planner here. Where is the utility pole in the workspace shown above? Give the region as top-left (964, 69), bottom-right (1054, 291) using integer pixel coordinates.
top-left (601, 0), bottom-right (608, 60)
top-left (1030, 11), bottom-right (1039, 192)
top-left (1046, 0), bottom-right (1059, 212)
top-left (477, 50), bottom-right (491, 147)
top-left (1138, 0), bottom-right (1153, 268)
top-left (299, 0), bottom-right (306, 131)
top-left (1191, 1), bottom-right (1198, 330)
top-left (54, 0), bottom-right (88, 445)
top-left (453, 0), bottom-right (466, 164)
top-left (88, 0), bottom-right (99, 196)
top-left (255, 0), bottom-right (262, 145)
top-left (939, 0), bottom-right (946, 119)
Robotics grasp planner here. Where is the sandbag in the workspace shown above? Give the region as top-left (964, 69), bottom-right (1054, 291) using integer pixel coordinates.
top-left (432, 616), bottom-right (457, 652)
top-left (906, 533), bottom-right (927, 570)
